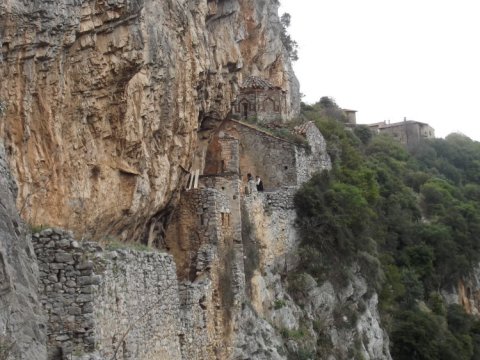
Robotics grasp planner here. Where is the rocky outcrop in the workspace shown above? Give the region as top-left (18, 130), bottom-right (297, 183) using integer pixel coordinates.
top-left (237, 187), bottom-right (392, 359)
top-left (0, 1), bottom-right (395, 359)
top-left (442, 268), bottom-right (480, 316)
top-left (290, 272), bottom-right (392, 360)
top-left (0, 143), bottom-right (46, 360)
top-left (0, 0), bottom-right (299, 241)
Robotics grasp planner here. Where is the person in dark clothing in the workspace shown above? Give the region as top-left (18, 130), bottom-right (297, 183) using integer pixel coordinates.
top-left (256, 176), bottom-right (264, 191)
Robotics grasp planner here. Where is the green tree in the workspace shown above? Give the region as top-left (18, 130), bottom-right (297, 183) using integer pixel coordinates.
top-left (280, 13), bottom-right (299, 61)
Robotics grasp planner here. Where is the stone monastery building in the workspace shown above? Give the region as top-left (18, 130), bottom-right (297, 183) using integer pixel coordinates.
top-left (30, 75), bottom-right (332, 359)
top-left (367, 119), bottom-right (435, 148)
top-left (232, 76), bottom-right (288, 123)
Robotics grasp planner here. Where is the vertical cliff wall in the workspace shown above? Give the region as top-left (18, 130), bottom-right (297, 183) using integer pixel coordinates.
top-left (442, 270), bottom-right (480, 316)
top-left (0, 0), bottom-right (299, 241)
top-left (0, 143), bottom-right (46, 360)
top-left (238, 188), bottom-right (392, 360)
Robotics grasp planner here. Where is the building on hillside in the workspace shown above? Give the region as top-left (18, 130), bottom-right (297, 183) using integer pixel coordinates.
top-left (232, 76), bottom-right (287, 124)
top-left (367, 119), bottom-right (435, 147)
top-left (203, 119), bottom-right (330, 190)
top-left (342, 109), bottom-right (357, 126)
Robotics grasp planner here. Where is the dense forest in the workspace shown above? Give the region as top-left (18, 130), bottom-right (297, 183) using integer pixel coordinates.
top-left (294, 98), bottom-right (480, 359)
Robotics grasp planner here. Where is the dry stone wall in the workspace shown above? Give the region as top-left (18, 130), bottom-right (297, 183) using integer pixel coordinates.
top-left (232, 122), bottom-right (299, 189)
top-left (164, 184), bottom-right (246, 359)
top-left (32, 229), bottom-right (183, 360)
top-left (295, 122), bottom-right (332, 184)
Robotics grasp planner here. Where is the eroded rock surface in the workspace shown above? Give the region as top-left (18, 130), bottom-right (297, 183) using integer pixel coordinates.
top-left (442, 267), bottom-right (480, 316)
top-left (0, 0), bottom-right (299, 241)
top-left (0, 143), bottom-right (46, 360)
top-left (237, 187), bottom-right (392, 360)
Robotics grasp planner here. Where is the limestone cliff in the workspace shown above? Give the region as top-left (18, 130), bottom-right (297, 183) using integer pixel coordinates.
top-left (442, 269), bottom-right (480, 316)
top-left (0, 0), bottom-right (299, 241)
top-left (0, 143), bottom-right (46, 360)
top-left (236, 187), bottom-right (392, 360)
top-left (0, 1), bottom-right (395, 359)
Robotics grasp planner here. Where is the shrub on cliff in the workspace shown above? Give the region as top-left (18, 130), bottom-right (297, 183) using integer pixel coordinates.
top-left (280, 13), bottom-right (299, 61)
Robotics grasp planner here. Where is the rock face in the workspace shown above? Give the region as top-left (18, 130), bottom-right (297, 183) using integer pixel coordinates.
top-left (238, 189), bottom-right (392, 360)
top-left (20, 119), bottom-right (393, 359)
top-left (0, 1), bottom-right (394, 359)
top-left (0, 143), bottom-right (46, 360)
top-left (0, 0), bottom-right (299, 241)
top-left (442, 268), bottom-right (480, 316)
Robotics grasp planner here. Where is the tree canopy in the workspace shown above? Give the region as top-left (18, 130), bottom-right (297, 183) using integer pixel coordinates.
top-left (294, 99), bottom-right (480, 358)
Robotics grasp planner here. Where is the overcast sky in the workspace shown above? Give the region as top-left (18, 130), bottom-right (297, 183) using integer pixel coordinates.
top-left (279, 0), bottom-right (480, 141)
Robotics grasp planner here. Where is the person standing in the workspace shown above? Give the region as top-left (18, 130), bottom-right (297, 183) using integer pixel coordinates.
top-left (245, 173), bottom-right (256, 194)
top-left (256, 176), bottom-right (264, 192)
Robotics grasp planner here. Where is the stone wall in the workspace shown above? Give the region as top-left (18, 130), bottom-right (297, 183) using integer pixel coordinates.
top-left (232, 88), bottom-right (287, 123)
top-left (235, 186), bottom-right (300, 359)
top-left (164, 188), bottom-right (231, 280)
top-left (32, 229), bottom-right (182, 360)
top-left (204, 133), bottom-right (240, 176)
top-left (295, 122), bottom-right (332, 184)
top-left (209, 120), bottom-right (331, 191)
top-left (222, 121), bottom-right (298, 189)
top-left (164, 184), bottom-right (245, 359)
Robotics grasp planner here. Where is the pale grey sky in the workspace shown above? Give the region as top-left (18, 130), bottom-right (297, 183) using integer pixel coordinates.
top-left (279, 0), bottom-right (480, 141)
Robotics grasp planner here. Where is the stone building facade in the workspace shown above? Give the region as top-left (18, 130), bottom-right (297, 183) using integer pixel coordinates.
top-left (343, 109), bottom-right (357, 126)
top-left (232, 76), bottom-right (287, 124)
top-left (367, 120), bottom-right (435, 147)
top-left (161, 118), bottom-right (331, 359)
top-left (31, 119), bottom-right (332, 360)
top-left (205, 119), bottom-right (330, 190)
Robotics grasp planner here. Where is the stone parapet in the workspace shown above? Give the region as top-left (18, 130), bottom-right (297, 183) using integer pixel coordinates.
top-left (32, 229), bottom-right (182, 360)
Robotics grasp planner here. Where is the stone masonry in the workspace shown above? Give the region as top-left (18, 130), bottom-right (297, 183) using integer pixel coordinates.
top-left (208, 120), bottom-right (331, 191)
top-left (232, 76), bottom-right (288, 124)
top-left (294, 121), bottom-right (332, 184)
top-left (32, 229), bottom-right (182, 360)
top-left (29, 117), bottom-right (333, 360)
top-left (164, 185), bottom-right (244, 359)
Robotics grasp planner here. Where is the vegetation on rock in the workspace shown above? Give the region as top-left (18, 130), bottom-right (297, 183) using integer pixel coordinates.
top-left (294, 99), bottom-right (480, 359)
top-left (280, 13), bottom-right (299, 61)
